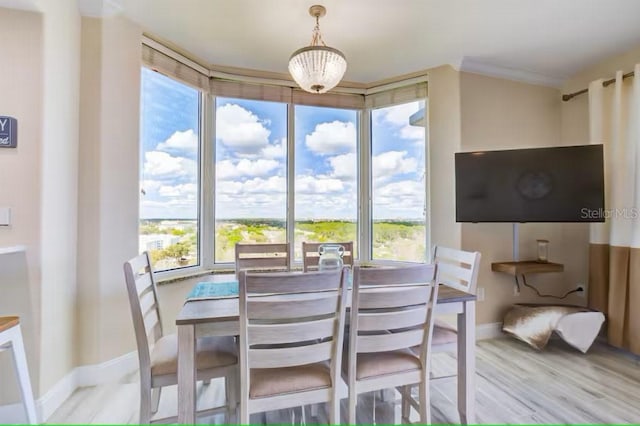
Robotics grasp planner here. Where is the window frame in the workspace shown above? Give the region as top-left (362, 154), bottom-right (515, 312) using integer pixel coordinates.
top-left (141, 66), bottom-right (429, 280)
top-left (138, 68), bottom-right (205, 279)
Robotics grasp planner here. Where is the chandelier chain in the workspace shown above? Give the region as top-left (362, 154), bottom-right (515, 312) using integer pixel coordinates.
top-left (310, 16), bottom-right (327, 47)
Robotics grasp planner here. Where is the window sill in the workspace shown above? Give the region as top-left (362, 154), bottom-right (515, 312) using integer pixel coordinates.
top-left (155, 259), bottom-right (426, 285)
top-left (156, 268), bottom-right (235, 285)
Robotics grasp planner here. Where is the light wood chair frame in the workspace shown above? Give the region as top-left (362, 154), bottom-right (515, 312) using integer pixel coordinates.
top-left (346, 264), bottom-right (439, 424)
top-left (238, 268), bottom-right (349, 424)
top-left (432, 246), bottom-right (481, 353)
top-left (234, 242), bottom-right (291, 277)
top-left (124, 252), bottom-right (237, 424)
top-left (301, 241), bottom-right (354, 272)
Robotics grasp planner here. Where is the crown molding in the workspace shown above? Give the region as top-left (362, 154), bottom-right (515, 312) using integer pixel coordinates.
top-left (78, 0), bottom-right (122, 18)
top-left (457, 57), bottom-right (565, 88)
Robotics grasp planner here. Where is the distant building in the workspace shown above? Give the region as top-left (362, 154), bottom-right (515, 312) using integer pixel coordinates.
top-left (139, 234), bottom-right (180, 251)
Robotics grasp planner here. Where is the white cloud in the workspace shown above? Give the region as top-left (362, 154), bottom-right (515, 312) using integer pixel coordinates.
top-left (305, 121), bottom-right (356, 155)
top-left (373, 180), bottom-right (425, 218)
top-left (216, 103), bottom-right (270, 153)
top-left (376, 101), bottom-right (425, 142)
top-left (157, 129), bottom-right (198, 154)
top-left (296, 175), bottom-right (345, 194)
top-left (218, 175), bottom-right (286, 195)
top-left (328, 153), bottom-right (357, 180)
top-left (141, 199), bottom-right (197, 219)
top-left (141, 179), bottom-right (161, 194)
top-left (158, 183), bottom-right (198, 198)
top-left (380, 102), bottom-right (421, 126)
top-left (216, 158), bottom-right (281, 179)
top-left (400, 125), bottom-right (425, 141)
top-left (373, 151), bottom-right (417, 180)
top-left (143, 151), bottom-right (197, 180)
top-left (261, 138), bottom-right (286, 159)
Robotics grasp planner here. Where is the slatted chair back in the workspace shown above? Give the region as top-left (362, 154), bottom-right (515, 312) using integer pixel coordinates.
top-left (235, 242), bottom-right (291, 277)
top-left (124, 252), bottom-right (163, 376)
top-left (349, 263), bottom-right (438, 366)
top-left (301, 241), bottom-right (354, 272)
top-left (238, 268), bottom-right (349, 420)
top-left (432, 246), bottom-right (481, 295)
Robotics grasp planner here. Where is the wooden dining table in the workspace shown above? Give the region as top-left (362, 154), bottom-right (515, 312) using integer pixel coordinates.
top-left (176, 274), bottom-right (477, 424)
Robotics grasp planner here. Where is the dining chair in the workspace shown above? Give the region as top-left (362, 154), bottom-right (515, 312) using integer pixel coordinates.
top-left (345, 264), bottom-right (438, 424)
top-left (124, 252), bottom-right (238, 424)
top-left (0, 316), bottom-right (37, 424)
top-left (430, 246), bottom-right (481, 355)
top-left (238, 268), bottom-right (349, 424)
top-left (234, 242), bottom-right (291, 277)
top-left (301, 241), bottom-right (354, 272)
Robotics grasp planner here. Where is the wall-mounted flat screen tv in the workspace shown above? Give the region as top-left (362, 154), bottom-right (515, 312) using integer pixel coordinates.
top-left (455, 144), bottom-right (605, 223)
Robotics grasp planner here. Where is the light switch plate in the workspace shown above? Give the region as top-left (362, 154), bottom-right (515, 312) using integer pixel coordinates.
top-left (0, 207), bottom-right (11, 226)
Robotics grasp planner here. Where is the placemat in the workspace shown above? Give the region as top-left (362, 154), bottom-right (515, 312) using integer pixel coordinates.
top-left (186, 273), bottom-right (354, 301)
top-left (186, 281), bottom-right (239, 301)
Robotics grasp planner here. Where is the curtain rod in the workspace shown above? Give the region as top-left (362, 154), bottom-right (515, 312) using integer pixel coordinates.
top-left (562, 71), bottom-right (635, 101)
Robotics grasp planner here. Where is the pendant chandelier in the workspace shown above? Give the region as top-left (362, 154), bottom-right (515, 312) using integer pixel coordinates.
top-left (288, 5), bottom-right (347, 94)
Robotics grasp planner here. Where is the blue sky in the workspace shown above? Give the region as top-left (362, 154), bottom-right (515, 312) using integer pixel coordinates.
top-left (140, 68), bottom-right (425, 221)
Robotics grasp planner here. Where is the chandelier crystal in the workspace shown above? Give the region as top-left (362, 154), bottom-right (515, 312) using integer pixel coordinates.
top-left (288, 5), bottom-right (347, 94)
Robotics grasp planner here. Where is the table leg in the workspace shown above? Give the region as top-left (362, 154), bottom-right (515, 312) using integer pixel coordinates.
top-left (177, 324), bottom-right (196, 424)
top-left (457, 300), bottom-right (476, 424)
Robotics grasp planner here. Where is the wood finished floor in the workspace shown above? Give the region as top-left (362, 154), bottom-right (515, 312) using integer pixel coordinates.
top-left (47, 338), bottom-right (640, 424)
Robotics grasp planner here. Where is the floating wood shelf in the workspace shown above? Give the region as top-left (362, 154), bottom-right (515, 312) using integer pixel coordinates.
top-left (491, 260), bottom-right (563, 276)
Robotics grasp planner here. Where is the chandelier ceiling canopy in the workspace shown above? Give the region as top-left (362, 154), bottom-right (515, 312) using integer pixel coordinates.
top-left (288, 5), bottom-right (347, 94)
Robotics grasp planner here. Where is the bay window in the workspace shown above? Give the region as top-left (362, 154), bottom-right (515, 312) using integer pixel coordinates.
top-left (139, 47), bottom-right (428, 274)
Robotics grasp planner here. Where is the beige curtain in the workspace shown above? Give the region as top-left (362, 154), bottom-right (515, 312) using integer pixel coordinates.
top-left (588, 64), bottom-right (640, 354)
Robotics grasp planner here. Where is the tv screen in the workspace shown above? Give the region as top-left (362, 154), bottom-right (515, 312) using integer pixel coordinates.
top-left (455, 145), bottom-right (605, 223)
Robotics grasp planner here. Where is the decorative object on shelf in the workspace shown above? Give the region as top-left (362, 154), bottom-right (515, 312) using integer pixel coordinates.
top-left (536, 239), bottom-right (549, 262)
top-left (0, 116), bottom-right (17, 148)
top-left (317, 243), bottom-right (344, 271)
top-left (288, 5), bottom-right (347, 94)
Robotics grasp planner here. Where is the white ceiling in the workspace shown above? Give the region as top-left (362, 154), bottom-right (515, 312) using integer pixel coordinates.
top-left (118, 0), bottom-right (640, 86)
top-left (6, 0), bottom-right (640, 86)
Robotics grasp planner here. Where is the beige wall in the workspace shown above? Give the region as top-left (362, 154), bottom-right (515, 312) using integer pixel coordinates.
top-left (38, 0), bottom-right (81, 395)
top-left (427, 65), bottom-right (462, 250)
top-left (459, 72), bottom-right (588, 324)
top-left (0, 8), bottom-right (43, 404)
top-left (77, 15), bottom-right (141, 365)
top-left (0, 4), bottom-right (142, 406)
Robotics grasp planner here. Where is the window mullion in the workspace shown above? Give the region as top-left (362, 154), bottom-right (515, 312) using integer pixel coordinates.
top-left (287, 103), bottom-right (296, 263)
top-left (201, 93), bottom-right (215, 270)
top-left (359, 109), bottom-right (372, 263)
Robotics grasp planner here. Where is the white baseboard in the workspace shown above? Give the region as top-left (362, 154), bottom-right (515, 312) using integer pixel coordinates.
top-left (37, 366), bottom-right (79, 422)
top-left (476, 322), bottom-right (505, 340)
top-left (75, 350), bottom-right (138, 387)
top-left (0, 350), bottom-right (137, 423)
